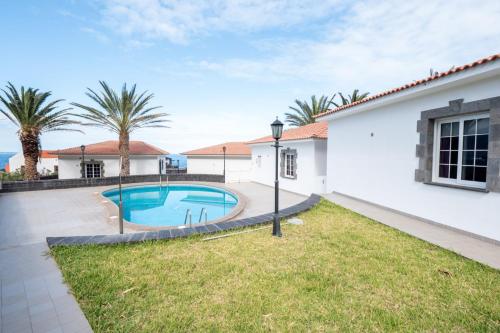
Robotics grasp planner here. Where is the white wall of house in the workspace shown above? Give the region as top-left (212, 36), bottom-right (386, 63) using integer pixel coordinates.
top-left (325, 74), bottom-right (500, 241)
top-left (8, 153), bottom-right (58, 175)
top-left (186, 156), bottom-right (251, 182)
top-left (58, 155), bottom-right (160, 179)
top-left (250, 139), bottom-right (327, 195)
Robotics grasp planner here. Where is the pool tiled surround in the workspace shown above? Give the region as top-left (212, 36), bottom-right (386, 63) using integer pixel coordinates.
top-left (47, 194), bottom-right (321, 247)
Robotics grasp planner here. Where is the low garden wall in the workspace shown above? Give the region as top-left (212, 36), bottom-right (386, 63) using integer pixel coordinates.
top-left (0, 172), bottom-right (224, 193)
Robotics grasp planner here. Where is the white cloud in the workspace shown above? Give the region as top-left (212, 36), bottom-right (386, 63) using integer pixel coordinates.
top-left (196, 0), bottom-right (500, 92)
top-left (81, 27), bottom-right (110, 44)
top-left (100, 0), bottom-right (342, 43)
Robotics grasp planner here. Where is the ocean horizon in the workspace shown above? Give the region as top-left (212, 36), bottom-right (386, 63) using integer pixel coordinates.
top-left (0, 152), bottom-right (16, 170)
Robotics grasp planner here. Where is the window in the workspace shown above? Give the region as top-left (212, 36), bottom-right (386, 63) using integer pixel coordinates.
top-left (280, 148), bottom-right (297, 179)
top-left (85, 163), bottom-right (102, 178)
top-left (434, 114), bottom-right (489, 188)
top-left (284, 153), bottom-right (295, 178)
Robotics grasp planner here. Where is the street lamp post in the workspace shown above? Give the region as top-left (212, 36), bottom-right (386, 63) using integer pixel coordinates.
top-left (222, 146), bottom-right (227, 180)
top-left (270, 118), bottom-right (284, 237)
top-left (118, 156), bottom-right (124, 234)
top-left (80, 145), bottom-right (86, 178)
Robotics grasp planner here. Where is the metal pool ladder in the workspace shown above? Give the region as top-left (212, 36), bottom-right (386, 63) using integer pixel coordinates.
top-left (198, 208), bottom-right (208, 224)
top-left (184, 209), bottom-right (192, 227)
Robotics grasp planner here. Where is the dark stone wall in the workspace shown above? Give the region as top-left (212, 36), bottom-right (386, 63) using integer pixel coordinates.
top-left (0, 171), bottom-right (224, 193)
top-left (415, 96), bottom-right (500, 192)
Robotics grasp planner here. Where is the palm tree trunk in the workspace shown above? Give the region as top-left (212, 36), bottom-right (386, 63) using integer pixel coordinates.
top-left (119, 132), bottom-right (130, 176)
top-left (20, 131), bottom-right (40, 180)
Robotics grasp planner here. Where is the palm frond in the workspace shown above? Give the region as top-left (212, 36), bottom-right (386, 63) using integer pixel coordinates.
top-left (0, 82), bottom-right (79, 134)
top-left (71, 81), bottom-right (168, 135)
top-left (285, 94), bottom-right (336, 127)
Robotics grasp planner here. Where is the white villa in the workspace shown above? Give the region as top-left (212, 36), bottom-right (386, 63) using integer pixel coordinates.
top-left (247, 122), bottom-right (328, 196)
top-left (316, 54), bottom-right (500, 242)
top-left (55, 140), bottom-right (167, 179)
top-left (182, 142), bottom-right (252, 183)
top-left (7, 151), bottom-right (58, 175)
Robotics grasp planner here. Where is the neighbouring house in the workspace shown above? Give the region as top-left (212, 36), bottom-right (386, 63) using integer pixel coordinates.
top-left (316, 54), bottom-right (500, 242)
top-left (8, 151), bottom-right (58, 175)
top-left (247, 122), bottom-right (328, 195)
top-left (182, 142), bottom-right (251, 183)
top-left (55, 140), bottom-right (167, 179)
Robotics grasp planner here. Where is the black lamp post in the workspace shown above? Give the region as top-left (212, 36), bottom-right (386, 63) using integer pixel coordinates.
top-left (80, 145), bottom-right (86, 178)
top-left (119, 156), bottom-right (124, 234)
top-left (222, 146), bottom-right (227, 180)
top-left (270, 117), bottom-right (284, 237)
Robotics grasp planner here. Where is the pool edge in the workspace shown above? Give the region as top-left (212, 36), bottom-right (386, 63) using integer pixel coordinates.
top-left (97, 181), bottom-right (247, 231)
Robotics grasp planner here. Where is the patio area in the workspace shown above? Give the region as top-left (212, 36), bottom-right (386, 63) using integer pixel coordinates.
top-left (0, 182), bottom-right (305, 333)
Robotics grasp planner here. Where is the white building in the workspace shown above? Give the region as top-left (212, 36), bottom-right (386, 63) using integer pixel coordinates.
top-left (317, 54), bottom-right (500, 242)
top-left (248, 122), bottom-right (328, 195)
top-left (56, 140), bottom-right (167, 179)
top-left (8, 151), bottom-right (58, 175)
top-left (182, 142), bottom-right (251, 183)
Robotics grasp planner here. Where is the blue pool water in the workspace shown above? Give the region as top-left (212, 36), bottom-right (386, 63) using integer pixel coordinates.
top-left (102, 185), bottom-right (238, 227)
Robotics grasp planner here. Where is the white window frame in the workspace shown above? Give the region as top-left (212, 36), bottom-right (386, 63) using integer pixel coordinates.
top-left (284, 152), bottom-right (295, 178)
top-left (85, 162), bottom-right (102, 178)
top-left (432, 112), bottom-right (489, 189)
top-left (256, 155), bottom-right (262, 168)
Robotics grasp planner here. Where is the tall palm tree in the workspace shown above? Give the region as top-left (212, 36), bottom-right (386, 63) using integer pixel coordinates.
top-left (0, 83), bottom-right (78, 180)
top-left (71, 81), bottom-right (169, 176)
top-left (334, 89), bottom-right (369, 107)
top-left (285, 94), bottom-right (336, 126)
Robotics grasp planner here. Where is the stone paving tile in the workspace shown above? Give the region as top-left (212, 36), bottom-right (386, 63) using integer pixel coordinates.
top-left (1, 183), bottom-right (315, 333)
top-left (0, 243), bottom-right (90, 333)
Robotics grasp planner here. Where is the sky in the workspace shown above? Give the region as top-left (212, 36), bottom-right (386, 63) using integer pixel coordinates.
top-left (1, 0), bottom-right (499, 154)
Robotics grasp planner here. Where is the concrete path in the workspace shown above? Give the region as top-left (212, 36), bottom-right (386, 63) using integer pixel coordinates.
top-left (322, 192), bottom-right (500, 270)
top-left (0, 182), bottom-right (305, 332)
top-left (0, 243), bottom-right (92, 333)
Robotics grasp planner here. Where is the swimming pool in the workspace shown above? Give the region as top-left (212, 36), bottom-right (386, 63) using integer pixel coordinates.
top-left (102, 185), bottom-right (239, 227)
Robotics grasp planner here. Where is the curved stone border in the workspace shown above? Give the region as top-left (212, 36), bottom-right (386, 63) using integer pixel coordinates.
top-left (99, 182), bottom-right (248, 231)
top-left (47, 194), bottom-right (321, 247)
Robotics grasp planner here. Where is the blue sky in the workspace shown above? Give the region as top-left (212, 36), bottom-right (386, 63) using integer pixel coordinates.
top-left (1, 0), bottom-right (499, 153)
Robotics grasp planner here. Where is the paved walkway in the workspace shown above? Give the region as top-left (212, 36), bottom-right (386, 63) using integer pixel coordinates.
top-left (0, 182), bottom-right (305, 333)
top-left (322, 192), bottom-right (500, 270)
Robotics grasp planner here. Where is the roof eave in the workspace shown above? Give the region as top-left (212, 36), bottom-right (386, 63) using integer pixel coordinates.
top-left (317, 59), bottom-right (500, 122)
top-left (184, 154), bottom-right (251, 157)
top-left (247, 137), bottom-right (327, 146)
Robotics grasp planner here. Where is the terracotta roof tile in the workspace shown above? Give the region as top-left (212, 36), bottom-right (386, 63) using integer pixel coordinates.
top-left (247, 122), bottom-right (328, 144)
top-left (182, 142), bottom-right (251, 156)
top-left (316, 53), bottom-right (500, 118)
top-left (40, 150), bottom-right (57, 158)
top-left (4, 163), bottom-right (9, 173)
top-left (56, 140), bottom-right (167, 156)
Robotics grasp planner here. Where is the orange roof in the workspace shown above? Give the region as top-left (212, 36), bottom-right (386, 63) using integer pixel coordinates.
top-left (316, 53), bottom-right (500, 119)
top-left (40, 150), bottom-right (57, 158)
top-left (56, 140), bottom-right (167, 156)
top-left (247, 122), bottom-right (328, 144)
top-left (4, 163), bottom-right (9, 173)
top-left (182, 142), bottom-right (251, 156)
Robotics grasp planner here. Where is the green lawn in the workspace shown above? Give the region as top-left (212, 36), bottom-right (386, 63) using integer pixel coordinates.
top-left (51, 200), bottom-right (500, 332)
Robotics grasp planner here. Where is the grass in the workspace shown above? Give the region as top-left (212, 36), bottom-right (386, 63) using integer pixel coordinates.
top-left (51, 200), bottom-right (500, 332)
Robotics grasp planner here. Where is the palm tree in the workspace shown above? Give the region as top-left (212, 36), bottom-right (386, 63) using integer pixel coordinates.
top-left (0, 83), bottom-right (78, 180)
top-left (334, 89), bottom-right (369, 107)
top-left (71, 81), bottom-right (169, 176)
top-left (285, 94), bottom-right (336, 126)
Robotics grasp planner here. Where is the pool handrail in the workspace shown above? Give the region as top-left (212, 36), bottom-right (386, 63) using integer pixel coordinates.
top-left (184, 209), bottom-right (192, 227)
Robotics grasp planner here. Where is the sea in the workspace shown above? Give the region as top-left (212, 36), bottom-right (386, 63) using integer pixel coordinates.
top-left (0, 152), bottom-right (186, 171)
top-left (166, 154), bottom-right (187, 169)
top-left (0, 152), bottom-right (16, 171)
